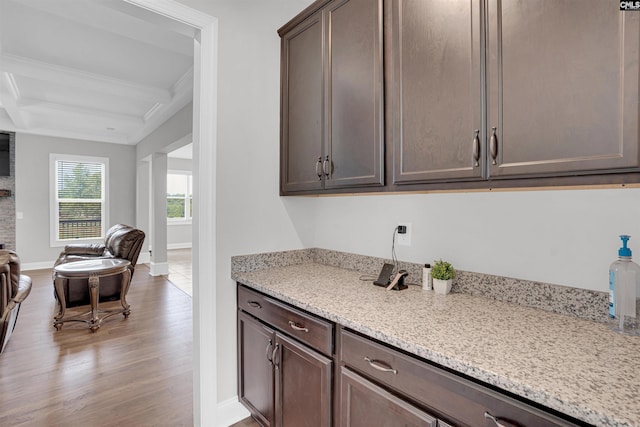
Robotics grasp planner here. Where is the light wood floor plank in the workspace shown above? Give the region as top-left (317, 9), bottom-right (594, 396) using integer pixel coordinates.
top-left (0, 265), bottom-right (193, 426)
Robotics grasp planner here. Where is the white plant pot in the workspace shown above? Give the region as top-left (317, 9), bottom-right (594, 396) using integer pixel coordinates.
top-left (433, 278), bottom-right (452, 295)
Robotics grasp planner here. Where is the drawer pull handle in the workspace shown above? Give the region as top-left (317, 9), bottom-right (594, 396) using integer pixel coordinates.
top-left (247, 301), bottom-right (262, 309)
top-left (364, 357), bottom-right (398, 375)
top-left (484, 411), bottom-right (507, 427)
top-left (288, 321), bottom-right (309, 333)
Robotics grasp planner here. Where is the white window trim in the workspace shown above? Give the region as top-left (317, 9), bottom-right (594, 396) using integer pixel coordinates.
top-left (167, 170), bottom-right (192, 224)
top-left (49, 153), bottom-right (109, 247)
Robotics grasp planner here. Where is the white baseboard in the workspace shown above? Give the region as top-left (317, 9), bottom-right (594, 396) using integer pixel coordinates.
top-left (216, 397), bottom-right (250, 427)
top-left (168, 243), bottom-right (192, 250)
top-left (149, 261), bottom-right (169, 276)
top-left (22, 261), bottom-right (56, 271)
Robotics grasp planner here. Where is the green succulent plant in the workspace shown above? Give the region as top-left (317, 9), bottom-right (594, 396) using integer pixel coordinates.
top-left (431, 259), bottom-right (455, 280)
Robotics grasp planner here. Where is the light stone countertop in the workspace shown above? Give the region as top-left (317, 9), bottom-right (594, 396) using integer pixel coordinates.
top-left (233, 262), bottom-right (640, 427)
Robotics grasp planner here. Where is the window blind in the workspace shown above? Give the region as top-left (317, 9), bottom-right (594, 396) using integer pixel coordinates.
top-left (56, 160), bottom-right (104, 240)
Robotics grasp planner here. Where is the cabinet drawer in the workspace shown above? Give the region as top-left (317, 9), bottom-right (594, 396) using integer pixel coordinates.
top-left (238, 285), bottom-right (333, 356)
top-left (237, 285), bottom-right (269, 319)
top-left (339, 329), bottom-right (577, 427)
top-left (340, 366), bottom-right (437, 427)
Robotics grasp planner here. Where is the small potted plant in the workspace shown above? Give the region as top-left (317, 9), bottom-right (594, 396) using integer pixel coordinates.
top-left (431, 259), bottom-right (455, 295)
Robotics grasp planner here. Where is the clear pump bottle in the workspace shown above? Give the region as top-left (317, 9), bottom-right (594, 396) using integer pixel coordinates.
top-left (609, 235), bottom-right (640, 335)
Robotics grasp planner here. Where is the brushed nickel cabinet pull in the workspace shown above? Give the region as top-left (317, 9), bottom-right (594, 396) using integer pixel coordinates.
top-left (490, 127), bottom-right (498, 165)
top-left (364, 356), bottom-right (398, 374)
top-left (484, 411), bottom-right (507, 427)
top-left (288, 320), bottom-right (309, 333)
top-left (322, 155), bottom-right (330, 178)
top-left (248, 301), bottom-right (262, 309)
top-left (272, 343), bottom-right (280, 369)
top-left (265, 339), bottom-right (273, 364)
top-left (473, 129), bottom-right (480, 167)
top-left (316, 157), bottom-right (323, 180)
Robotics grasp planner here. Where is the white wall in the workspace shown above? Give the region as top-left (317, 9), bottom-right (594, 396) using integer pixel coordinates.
top-left (309, 188), bottom-right (640, 292)
top-left (15, 133), bottom-right (137, 266)
top-left (167, 223), bottom-right (192, 248)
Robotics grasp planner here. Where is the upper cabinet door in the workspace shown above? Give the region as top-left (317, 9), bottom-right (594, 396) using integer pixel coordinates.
top-left (325, 0), bottom-right (384, 189)
top-left (391, 0), bottom-right (484, 184)
top-left (487, 0), bottom-right (640, 178)
top-left (280, 12), bottom-right (324, 193)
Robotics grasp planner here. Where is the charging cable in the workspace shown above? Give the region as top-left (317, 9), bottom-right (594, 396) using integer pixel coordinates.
top-left (391, 226), bottom-right (399, 276)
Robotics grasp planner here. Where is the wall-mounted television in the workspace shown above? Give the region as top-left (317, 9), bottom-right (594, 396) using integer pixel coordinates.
top-left (0, 133), bottom-right (10, 176)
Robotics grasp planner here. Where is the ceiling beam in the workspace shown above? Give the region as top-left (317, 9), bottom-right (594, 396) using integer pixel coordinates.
top-left (2, 54), bottom-right (172, 104)
top-left (0, 72), bottom-right (29, 128)
top-left (19, 98), bottom-right (144, 128)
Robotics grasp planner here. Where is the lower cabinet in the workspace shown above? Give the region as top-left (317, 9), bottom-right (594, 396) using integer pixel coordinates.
top-left (237, 284), bottom-right (585, 427)
top-left (340, 367), bottom-right (437, 427)
top-left (276, 333), bottom-right (332, 427)
top-left (237, 311), bottom-right (275, 426)
top-left (237, 285), bottom-right (333, 427)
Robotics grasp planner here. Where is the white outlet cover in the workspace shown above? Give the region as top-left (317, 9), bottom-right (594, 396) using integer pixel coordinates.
top-left (397, 222), bottom-right (412, 246)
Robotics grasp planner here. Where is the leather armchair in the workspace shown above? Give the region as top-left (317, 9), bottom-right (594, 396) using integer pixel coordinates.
top-left (54, 224), bottom-right (146, 307)
top-left (1, 250), bottom-right (32, 354)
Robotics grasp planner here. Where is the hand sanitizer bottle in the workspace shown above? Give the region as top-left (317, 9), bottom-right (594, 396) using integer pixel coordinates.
top-left (609, 235), bottom-right (640, 335)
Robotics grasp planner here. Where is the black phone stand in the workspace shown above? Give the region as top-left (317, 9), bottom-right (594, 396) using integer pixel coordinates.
top-left (373, 263), bottom-right (395, 287)
top-left (373, 264), bottom-right (408, 291)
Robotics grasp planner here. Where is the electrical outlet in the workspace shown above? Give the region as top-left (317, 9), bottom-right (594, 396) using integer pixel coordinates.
top-left (397, 223), bottom-right (412, 246)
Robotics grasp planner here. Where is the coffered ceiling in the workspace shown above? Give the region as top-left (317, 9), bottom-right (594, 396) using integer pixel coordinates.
top-left (0, 0), bottom-right (195, 145)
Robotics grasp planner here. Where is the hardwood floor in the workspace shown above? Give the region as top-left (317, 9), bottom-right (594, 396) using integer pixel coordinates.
top-left (229, 416), bottom-right (260, 427)
top-left (0, 264), bottom-right (193, 426)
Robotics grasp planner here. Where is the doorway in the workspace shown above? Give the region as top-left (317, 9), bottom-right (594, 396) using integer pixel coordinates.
top-left (123, 1), bottom-right (218, 425)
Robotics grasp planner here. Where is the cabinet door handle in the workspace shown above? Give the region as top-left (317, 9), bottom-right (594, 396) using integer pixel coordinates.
top-left (272, 343), bottom-right (280, 369)
top-left (472, 129), bottom-right (480, 167)
top-left (288, 320), bottom-right (309, 333)
top-left (247, 301), bottom-right (261, 309)
top-left (484, 411), bottom-right (508, 427)
top-left (265, 339), bottom-right (273, 364)
top-left (316, 157), bottom-right (323, 180)
top-left (489, 127), bottom-right (498, 165)
top-left (323, 155), bottom-right (330, 178)
top-left (364, 357), bottom-right (398, 374)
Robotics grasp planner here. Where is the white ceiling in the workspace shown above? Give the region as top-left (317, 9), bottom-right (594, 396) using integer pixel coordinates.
top-left (0, 0), bottom-right (195, 145)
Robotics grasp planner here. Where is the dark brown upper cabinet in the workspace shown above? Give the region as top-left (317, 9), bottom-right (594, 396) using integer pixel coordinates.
top-left (392, 0), bottom-right (640, 185)
top-left (486, 0), bottom-right (640, 178)
top-left (280, 10), bottom-right (324, 193)
top-left (280, 0), bottom-right (640, 194)
top-left (279, 0), bottom-right (384, 194)
top-left (391, 0), bottom-right (484, 184)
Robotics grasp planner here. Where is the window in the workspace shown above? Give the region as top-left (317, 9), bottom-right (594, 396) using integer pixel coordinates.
top-left (167, 172), bottom-right (192, 222)
top-left (50, 154), bottom-right (108, 246)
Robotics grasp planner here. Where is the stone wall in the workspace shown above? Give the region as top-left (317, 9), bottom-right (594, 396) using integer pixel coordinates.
top-left (0, 132), bottom-right (15, 250)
